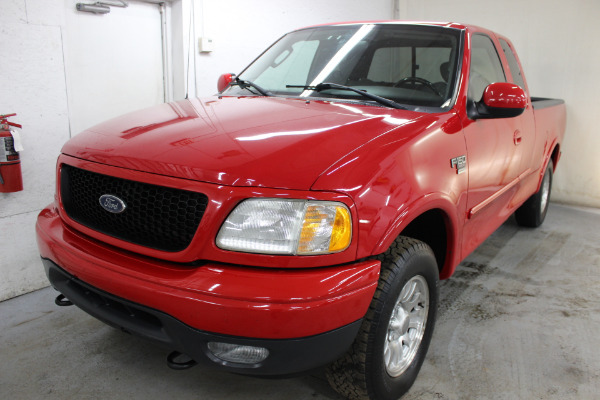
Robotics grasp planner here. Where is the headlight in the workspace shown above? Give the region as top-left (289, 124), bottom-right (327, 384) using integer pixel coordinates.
top-left (216, 198), bottom-right (352, 255)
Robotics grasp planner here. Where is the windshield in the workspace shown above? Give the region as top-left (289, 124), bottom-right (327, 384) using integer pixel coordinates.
top-left (224, 24), bottom-right (463, 110)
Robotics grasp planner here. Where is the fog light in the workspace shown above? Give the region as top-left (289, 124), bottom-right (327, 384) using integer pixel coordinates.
top-left (207, 342), bottom-right (269, 364)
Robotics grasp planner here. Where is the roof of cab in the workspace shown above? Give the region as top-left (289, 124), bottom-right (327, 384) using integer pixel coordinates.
top-left (296, 20), bottom-right (470, 31)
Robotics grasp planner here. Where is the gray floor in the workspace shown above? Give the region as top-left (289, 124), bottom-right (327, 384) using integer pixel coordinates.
top-left (2, 203), bottom-right (599, 399)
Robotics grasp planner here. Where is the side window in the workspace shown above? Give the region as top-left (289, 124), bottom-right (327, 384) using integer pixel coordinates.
top-left (499, 39), bottom-right (526, 90)
top-left (468, 34), bottom-right (506, 101)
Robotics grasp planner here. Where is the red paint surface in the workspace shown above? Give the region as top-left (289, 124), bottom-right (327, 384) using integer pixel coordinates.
top-left (37, 22), bottom-right (566, 337)
top-left (483, 82), bottom-right (528, 109)
top-left (37, 204), bottom-right (379, 338)
top-left (217, 73), bottom-right (234, 93)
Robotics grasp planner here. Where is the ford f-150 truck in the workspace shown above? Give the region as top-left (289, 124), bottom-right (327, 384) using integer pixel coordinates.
top-left (36, 22), bottom-right (566, 399)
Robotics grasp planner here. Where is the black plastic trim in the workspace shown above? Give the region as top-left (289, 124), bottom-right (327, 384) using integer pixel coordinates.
top-left (467, 99), bottom-right (525, 120)
top-left (531, 97), bottom-right (565, 110)
top-left (42, 258), bottom-right (362, 376)
top-left (60, 164), bottom-right (208, 253)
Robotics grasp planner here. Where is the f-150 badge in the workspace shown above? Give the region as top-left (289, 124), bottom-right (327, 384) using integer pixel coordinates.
top-left (450, 155), bottom-right (467, 174)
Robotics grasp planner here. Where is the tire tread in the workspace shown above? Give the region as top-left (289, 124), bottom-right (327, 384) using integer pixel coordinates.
top-left (326, 237), bottom-right (435, 400)
top-left (515, 160), bottom-right (553, 228)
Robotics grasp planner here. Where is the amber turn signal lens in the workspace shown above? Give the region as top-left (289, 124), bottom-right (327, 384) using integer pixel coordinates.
top-left (329, 206), bottom-right (352, 252)
top-left (297, 203), bottom-right (352, 254)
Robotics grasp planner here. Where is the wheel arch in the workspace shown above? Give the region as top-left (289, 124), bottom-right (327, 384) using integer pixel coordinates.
top-left (535, 141), bottom-right (560, 192)
top-left (372, 199), bottom-right (461, 280)
top-left (550, 143), bottom-right (561, 171)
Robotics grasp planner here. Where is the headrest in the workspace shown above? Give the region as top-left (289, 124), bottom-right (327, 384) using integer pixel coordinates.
top-left (440, 62), bottom-right (450, 82)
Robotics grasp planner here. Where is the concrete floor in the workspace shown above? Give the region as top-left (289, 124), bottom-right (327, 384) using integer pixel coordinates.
top-left (2, 203), bottom-right (599, 399)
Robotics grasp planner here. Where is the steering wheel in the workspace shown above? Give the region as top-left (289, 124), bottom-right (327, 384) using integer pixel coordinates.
top-left (394, 76), bottom-right (443, 97)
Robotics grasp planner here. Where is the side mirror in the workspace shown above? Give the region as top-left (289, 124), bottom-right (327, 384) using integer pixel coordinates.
top-left (217, 73), bottom-right (235, 93)
top-left (472, 82), bottom-right (527, 119)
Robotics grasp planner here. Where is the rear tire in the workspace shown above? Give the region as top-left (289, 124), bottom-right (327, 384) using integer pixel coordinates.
top-left (515, 160), bottom-right (553, 227)
top-left (326, 237), bottom-right (438, 400)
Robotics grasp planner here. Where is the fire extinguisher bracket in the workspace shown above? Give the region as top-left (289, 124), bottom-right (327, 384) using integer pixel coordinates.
top-left (0, 113), bottom-right (24, 193)
top-left (0, 136), bottom-right (20, 162)
top-left (10, 129), bottom-right (24, 152)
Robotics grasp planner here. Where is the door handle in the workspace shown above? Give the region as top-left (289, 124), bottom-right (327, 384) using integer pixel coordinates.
top-left (513, 130), bottom-right (522, 145)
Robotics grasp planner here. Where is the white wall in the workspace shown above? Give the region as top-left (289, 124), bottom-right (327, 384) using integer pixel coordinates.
top-left (0, 0), bottom-right (166, 301)
top-left (0, 0), bottom-right (395, 301)
top-left (181, 0), bottom-right (396, 98)
top-left (63, 1), bottom-right (164, 135)
top-left (8, 0), bottom-right (594, 301)
top-left (0, 0), bottom-right (70, 301)
top-left (396, 0), bottom-right (600, 208)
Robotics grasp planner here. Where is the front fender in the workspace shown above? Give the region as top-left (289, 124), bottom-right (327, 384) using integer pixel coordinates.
top-left (312, 111), bottom-right (467, 277)
top-left (373, 195), bottom-right (462, 278)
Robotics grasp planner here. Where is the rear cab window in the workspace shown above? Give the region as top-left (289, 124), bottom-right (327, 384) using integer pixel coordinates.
top-left (468, 34), bottom-right (506, 102)
top-left (499, 38), bottom-right (527, 90)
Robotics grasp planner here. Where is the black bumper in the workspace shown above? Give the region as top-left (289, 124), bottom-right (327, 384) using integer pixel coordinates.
top-left (43, 258), bottom-right (362, 376)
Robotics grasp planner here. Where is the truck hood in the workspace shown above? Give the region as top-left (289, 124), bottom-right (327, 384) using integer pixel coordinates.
top-left (62, 96), bottom-right (421, 190)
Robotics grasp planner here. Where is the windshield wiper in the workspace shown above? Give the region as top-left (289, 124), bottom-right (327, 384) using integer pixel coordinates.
top-left (286, 82), bottom-right (406, 109)
top-left (231, 77), bottom-right (273, 97)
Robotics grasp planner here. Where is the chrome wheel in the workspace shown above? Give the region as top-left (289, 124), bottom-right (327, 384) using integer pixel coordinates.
top-left (326, 237), bottom-right (438, 400)
top-left (515, 160), bottom-right (553, 228)
top-left (384, 275), bottom-right (429, 377)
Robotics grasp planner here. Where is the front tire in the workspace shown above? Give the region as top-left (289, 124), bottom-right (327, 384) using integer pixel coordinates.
top-left (326, 237), bottom-right (439, 400)
top-left (515, 159), bottom-right (553, 227)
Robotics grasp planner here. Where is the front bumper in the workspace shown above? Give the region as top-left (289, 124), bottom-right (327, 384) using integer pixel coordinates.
top-left (44, 259), bottom-right (362, 375)
top-left (36, 204), bottom-right (380, 374)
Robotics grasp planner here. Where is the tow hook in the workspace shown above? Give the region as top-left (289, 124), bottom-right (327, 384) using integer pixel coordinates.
top-left (55, 294), bottom-right (73, 306)
top-left (167, 351), bottom-right (198, 370)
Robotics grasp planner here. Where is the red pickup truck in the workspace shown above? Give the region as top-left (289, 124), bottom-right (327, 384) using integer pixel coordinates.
top-left (37, 22), bottom-right (565, 399)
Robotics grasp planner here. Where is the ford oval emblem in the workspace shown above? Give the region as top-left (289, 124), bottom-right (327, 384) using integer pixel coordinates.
top-left (99, 194), bottom-right (127, 214)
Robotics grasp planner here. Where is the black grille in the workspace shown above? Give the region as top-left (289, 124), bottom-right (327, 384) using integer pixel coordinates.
top-left (60, 164), bottom-right (208, 252)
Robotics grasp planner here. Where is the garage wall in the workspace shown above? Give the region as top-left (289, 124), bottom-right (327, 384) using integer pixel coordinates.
top-left (10, 1), bottom-right (592, 301)
top-left (396, 0), bottom-right (600, 209)
top-left (0, 1), bottom-right (69, 302)
top-left (0, 0), bottom-right (165, 301)
top-left (63, 1), bottom-right (164, 135)
top-left (0, 0), bottom-right (395, 301)
top-left (184, 0), bottom-right (396, 98)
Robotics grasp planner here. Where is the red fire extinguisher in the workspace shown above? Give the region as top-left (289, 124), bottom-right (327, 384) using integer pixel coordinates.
top-left (0, 113), bottom-right (23, 193)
